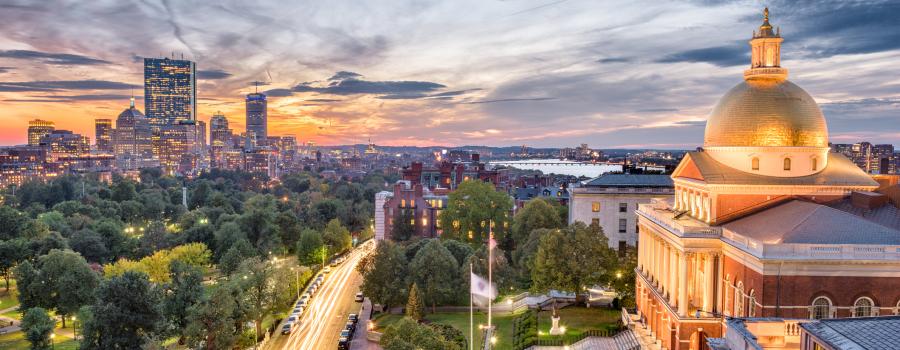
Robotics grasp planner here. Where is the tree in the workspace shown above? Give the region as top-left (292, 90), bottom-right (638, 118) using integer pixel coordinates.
top-left (531, 223), bottom-right (615, 315)
top-left (322, 219), bottom-right (352, 254)
top-left (441, 239), bottom-right (474, 267)
top-left (380, 317), bottom-right (462, 350)
top-left (81, 271), bottom-right (163, 350)
top-left (391, 208), bottom-right (415, 241)
top-left (357, 241), bottom-right (408, 310)
top-left (234, 257), bottom-right (278, 343)
top-left (15, 249), bottom-right (100, 328)
top-left (162, 261), bottom-right (205, 340)
top-left (111, 180), bottom-right (137, 202)
top-left (405, 283), bottom-right (424, 321)
top-left (184, 283), bottom-right (240, 350)
top-left (511, 198), bottom-right (563, 249)
top-left (295, 228), bottom-right (323, 265)
top-left (213, 222), bottom-right (247, 261)
top-left (275, 211), bottom-right (302, 251)
top-left (0, 205), bottom-right (27, 240)
top-left (438, 180), bottom-right (512, 246)
top-left (238, 195), bottom-right (279, 252)
top-left (409, 240), bottom-right (460, 312)
top-left (219, 239), bottom-right (254, 275)
top-left (69, 229), bottom-right (110, 263)
top-left (0, 238), bottom-right (28, 290)
top-left (21, 307), bottom-right (55, 350)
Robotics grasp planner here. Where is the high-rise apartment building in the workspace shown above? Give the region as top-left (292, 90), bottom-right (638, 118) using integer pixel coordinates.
top-left (27, 119), bottom-right (55, 146)
top-left (144, 57), bottom-right (196, 125)
top-left (39, 130), bottom-right (89, 159)
top-left (245, 92), bottom-right (267, 149)
top-left (94, 119), bottom-right (113, 153)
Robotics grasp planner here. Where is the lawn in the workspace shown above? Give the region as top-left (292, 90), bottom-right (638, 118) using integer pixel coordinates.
top-left (0, 280), bottom-right (18, 311)
top-left (0, 328), bottom-right (78, 350)
top-left (366, 306), bottom-right (623, 349)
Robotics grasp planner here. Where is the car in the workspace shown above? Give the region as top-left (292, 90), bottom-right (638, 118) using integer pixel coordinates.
top-left (348, 314), bottom-right (358, 324)
top-left (337, 337), bottom-right (349, 350)
top-left (344, 321), bottom-right (356, 334)
top-left (340, 329), bottom-right (352, 341)
top-left (292, 307), bottom-right (303, 314)
top-left (287, 315), bottom-right (298, 323)
top-left (301, 293), bottom-right (310, 301)
top-left (297, 300), bottom-right (308, 308)
top-left (354, 292), bottom-right (364, 302)
top-left (281, 322), bottom-right (294, 335)
top-left (323, 266), bottom-right (332, 274)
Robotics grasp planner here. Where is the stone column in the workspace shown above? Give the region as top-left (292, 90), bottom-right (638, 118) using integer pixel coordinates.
top-left (703, 254), bottom-right (714, 312)
top-left (678, 251), bottom-right (687, 316)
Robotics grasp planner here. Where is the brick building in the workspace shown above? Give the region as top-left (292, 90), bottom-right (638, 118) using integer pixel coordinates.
top-left (401, 153), bottom-right (508, 191)
top-left (375, 180), bottom-right (449, 240)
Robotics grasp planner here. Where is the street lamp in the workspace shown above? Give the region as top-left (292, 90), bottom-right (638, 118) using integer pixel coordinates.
top-left (50, 333), bottom-right (55, 349)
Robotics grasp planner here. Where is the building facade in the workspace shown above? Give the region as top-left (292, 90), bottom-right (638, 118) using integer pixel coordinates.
top-left (94, 119), bottom-right (113, 153)
top-left (114, 98), bottom-right (156, 170)
top-left (144, 57), bottom-right (196, 125)
top-left (376, 181), bottom-right (449, 241)
top-left (634, 10), bottom-right (900, 350)
top-left (568, 174), bottom-right (673, 250)
top-left (245, 92), bottom-right (267, 149)
top-left (27, 119), bottom-right (55, 147)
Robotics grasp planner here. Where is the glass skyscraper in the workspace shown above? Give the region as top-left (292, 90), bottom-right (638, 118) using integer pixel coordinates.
top-left (245, 92), bottom-right (267, 149)
top-left (144, 57), bottom-right (196, 125)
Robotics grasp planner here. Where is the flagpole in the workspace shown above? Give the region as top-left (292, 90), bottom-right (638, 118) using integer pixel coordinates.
top-left (470, 262), bottom-right (474, 350)
top-left (488, 220), bottom-right (493, 331)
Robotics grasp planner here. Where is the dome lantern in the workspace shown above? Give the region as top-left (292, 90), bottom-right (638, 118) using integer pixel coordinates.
top-left (746, 7), bottom-right (787, 80)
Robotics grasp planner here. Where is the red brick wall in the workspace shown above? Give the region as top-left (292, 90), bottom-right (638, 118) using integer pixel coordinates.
top-left (722, 254), bottom-right (764, 317)
top-left (760, 274), bottom-right (900, 318)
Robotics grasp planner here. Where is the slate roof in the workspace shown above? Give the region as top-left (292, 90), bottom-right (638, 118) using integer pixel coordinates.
top-left (684, 151), bottom-right (878, 187)
top-left (722, 200), bottom-right (900, 245)
top-left (826, 197), bottom-right (900, 231)
top-left (584, 174), bottom-right (673, 187)
top-left (800, 316), bottom-right (900, 350)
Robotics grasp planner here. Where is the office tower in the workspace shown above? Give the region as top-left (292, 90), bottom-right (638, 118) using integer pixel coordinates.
top-left (209, 113), bottom-right (231, 167)
top-left (27, 119), bottom-right (55, 146)
top-left (94, 119), bottom-right (113, 153)
top-left (39, 130), bottom-right (89, 158)
top-left (114, 97), bottom-right (156, 170)
top-left (158, 121), bottom-right (199, 176)
top-left (196, 120), bottom-right (207, 148)
top-left (144, 57), bottom-right (196, 125)
top-left (245, 92), bottom-right (267, 149)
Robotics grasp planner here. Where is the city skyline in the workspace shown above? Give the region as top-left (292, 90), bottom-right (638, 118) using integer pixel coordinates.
top-left (0, 1), bottom-right (898, 148)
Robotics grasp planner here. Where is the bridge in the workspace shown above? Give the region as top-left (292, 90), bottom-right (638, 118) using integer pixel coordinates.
top-left (489, 161), bottom-right (622, 167)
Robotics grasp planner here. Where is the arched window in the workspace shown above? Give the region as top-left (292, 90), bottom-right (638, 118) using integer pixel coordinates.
top-left (854, 297), bottom-right (874, 317)
top-left (748, 289), bottom-right (756, 317)
top-left (751, 157), bottom-right (760, 170)
top-left (735, 282), bottom-right (745, 317)
top-left (811, 157), bottom-right (818, 171)
top-left (783, 157), bottom-right (792, 171)
top-left (812, 297), bottom-right (832, 319)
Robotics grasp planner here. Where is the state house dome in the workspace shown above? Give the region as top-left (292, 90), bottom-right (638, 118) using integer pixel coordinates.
top-left (703, 79), bottom-right (828, 148)
top-left (700, 8), bottom-right (831, 178)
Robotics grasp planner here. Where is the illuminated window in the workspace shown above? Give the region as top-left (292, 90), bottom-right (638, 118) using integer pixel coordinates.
top-left (751, 157), bottom-right (760, 170)
top-left (783, 157), bottom-right (791, 171)
top-left (812, 297), bottom-right (832, 319)
top-left (411, 200), bottom-right (415, 207)
top-left (401, 199), bottom-right (406, 208)
top-left (811, 157), bottom-right (818, 171)
top-left (853, 297), bottom-right (874, 317)
top-left (592, 202), bottom-right (601, 212)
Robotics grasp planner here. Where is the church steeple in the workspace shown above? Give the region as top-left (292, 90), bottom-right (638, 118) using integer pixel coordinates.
top-left (745, 7), bottom-right (787, 80)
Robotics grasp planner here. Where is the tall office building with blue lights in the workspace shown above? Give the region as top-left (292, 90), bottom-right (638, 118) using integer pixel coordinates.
top-left (245, 92), bottom-right (267, 149)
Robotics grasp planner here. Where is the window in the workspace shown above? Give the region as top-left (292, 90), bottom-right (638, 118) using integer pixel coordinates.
top-left (592, 202), bottom-right (601, 212)
top-left (401, 199), bottom-right (406, 208)
top-left (811, 157), bottom-right (818, 171)
top-left (853, 297), bottom-right (874, 317)
top-left (618, 218), bottom-right (627, 233)
top-left (410, 199), bottom-right (416, 207)
top-left (751, 157), bottom-right (760, 170)
top-left (812, 297), bottom-right (832, 319)
top-left (735, 282), bottom-right (745, 317)
top-left (783, 157), bottom-right (792, 171)
top-left (748, 289), bottom-right (756, 317)
top-left (618, 240), bottom-right (627, 256)
top-left (619, 203), bottom-right (627, 213)
top-left (591, 218), bottom-right (599, 227)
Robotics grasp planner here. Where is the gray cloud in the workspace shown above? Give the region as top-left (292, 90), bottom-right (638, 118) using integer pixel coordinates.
top-left (0, 66), bottom-right (11, 73)
top-left (657, 42), bottom-right (747, 67)
top-left (597, 57), bottom-right (631, 64)
top-left (465, 97), bottom-right (557, 104)
top-left (197, 69), bottom-right (232, 80)
top-left (0, 49), bottom-right (110, 65)
top-left (0, 80), bottom-right (139, 92)
top-left (328, 71), bottom-right (363, 81)
top-left (263, 88), bottom-right (294, 97)
top-left (5, 94), bottom-right (137, 102)
top-left (292, 72), bottom-right (446, 97)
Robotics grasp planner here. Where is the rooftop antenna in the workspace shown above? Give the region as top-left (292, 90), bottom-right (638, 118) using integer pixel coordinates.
top-left (251, 81), bottom-right (264, 93)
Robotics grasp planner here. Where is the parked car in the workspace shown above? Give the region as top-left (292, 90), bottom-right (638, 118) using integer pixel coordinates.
top-left (344, 321), bottom-right (356, 334)
top-left (323, 266), bottom-right (332, 274)
top-left (337, 337), bottom-right (349, 350)
top-left (340, 329), bottom-right (353, 341)
top-left (281, 322), bottom-right (294, 335)
top-left (287, 315), bottom-right (298, 324)
top-left (348, 314), bottom-right (358, 324)
top-left (354, 292), bottom-right (364, 302)
top-left (292, 306), bottom-right (303, 314)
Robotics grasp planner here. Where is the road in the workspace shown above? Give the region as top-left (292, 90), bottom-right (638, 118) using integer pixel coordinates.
top-left (269, 245), bottom-right (369, 350)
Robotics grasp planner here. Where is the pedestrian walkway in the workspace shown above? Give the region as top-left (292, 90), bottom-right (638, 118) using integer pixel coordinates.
top-left (0, 306), bottom-right (20, 335)
top-left (350, 298), bottom-right (381, 350)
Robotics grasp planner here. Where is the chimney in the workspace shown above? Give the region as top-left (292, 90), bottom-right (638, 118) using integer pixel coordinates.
top-left (851, 191), bottom-right (888, 210)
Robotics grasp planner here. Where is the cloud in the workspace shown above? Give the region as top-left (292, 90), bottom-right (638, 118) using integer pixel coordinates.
top-left (0, 80), bottom-right (139, 92)
top-left (262, 88), bottom-right (294, 97)
top-left (657, 42), bottom-right (747, 67)
top-left (597, 57), bottom-right (631, 64)
top-left (465, 97), bottom-right (556, 104)
top-left (291, 72), bottom-right (447, 97)
top-left (306, 98), bottom-right (343, 103)
top-left (5, 94), bottom-right (137, 103)
top-left (0, 66), bottom-right (11, 73)
top-left (197, 69), bottom-right (232, 80)
top-left (0, 49), bottom-right (110, 65)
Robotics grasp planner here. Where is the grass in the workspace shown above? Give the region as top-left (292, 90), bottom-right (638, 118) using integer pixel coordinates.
top-left (0, 280), bottom-right (18, 311)
top-left (0, 327), bottom-right (78, 350)
top-left (371, 307), bottom-right (622, 349)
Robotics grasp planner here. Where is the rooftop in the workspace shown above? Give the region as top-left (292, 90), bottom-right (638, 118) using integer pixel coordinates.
top-left (584, 174), bottom-right (673, 187)
top-left (681, 151), bottom-right (878, 187)
top-left (800, 316), bottom-right (900, 350)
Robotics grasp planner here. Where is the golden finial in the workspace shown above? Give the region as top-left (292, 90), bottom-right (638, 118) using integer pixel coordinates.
top-left (764, 7), bottom-right (769, 22)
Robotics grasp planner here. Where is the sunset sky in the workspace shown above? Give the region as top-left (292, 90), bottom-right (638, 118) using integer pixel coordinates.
top-left (0, 0), bottom-right (898, 148)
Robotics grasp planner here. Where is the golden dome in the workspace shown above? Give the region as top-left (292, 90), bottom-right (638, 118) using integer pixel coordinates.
top-left (703, 78), bottom-right (828, 148)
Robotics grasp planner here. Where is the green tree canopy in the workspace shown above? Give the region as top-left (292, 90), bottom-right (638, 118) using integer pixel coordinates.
top-left (409, 239), bottom-right (461, 312)
top-left (15, 249), bottom-right (100, 328)
top-left (380, 317), bottom-right (462, 350)
top-left (322, 219), bottom-right (352, 254)
top-left (511, 198), bottom-right (563, 249)
top-left (438, 180), bottom-right (512, 246)
top-left (357, 241), bottom-right (408, 310)
top-left (405, 283), bottom-right (424, 321)
top-left (81, 271), bottom-right (163, 350)
top-left (21, 307), bottom-right (55, 350)
top-left (295, 228), bottom-right (324, 266)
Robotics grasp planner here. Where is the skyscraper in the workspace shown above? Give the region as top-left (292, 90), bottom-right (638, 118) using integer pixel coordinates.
top-left (144, 57), bottom-right (196, 125)
top-left (114, 97), bottom-right (155, 170)
top-left (245, 92), bottom-right (267, 149)
top-left (94, 119), bottom-right (113, 153)
top-left (27, 119), bottom-right (54, 146)
top-left (209, 113), bottom-right (231, 167)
